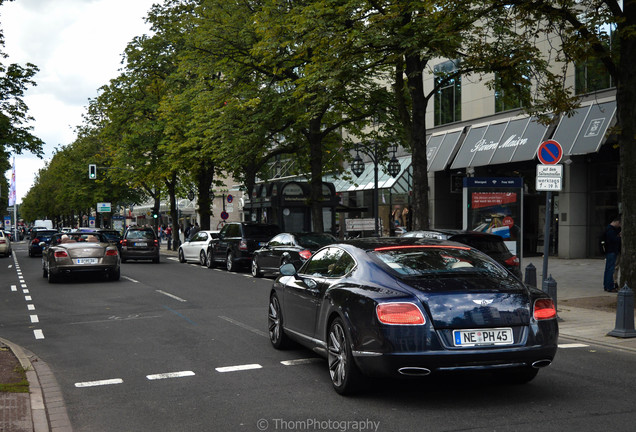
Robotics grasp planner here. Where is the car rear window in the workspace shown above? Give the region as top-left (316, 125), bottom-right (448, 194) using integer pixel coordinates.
top-left (243, 225), bottom-right (280, 237)
top-left (453, 236), bottom-right (510, 255)
top-left (371, 245), bottom-right (507, 278)
top-left (126, 230), bottom-right (155, 240)
top-left (296, 233), bottom-right (336, 248)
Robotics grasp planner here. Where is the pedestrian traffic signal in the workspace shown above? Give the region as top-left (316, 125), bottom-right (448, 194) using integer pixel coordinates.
top-left (88, 164), bottom-right (97, 179)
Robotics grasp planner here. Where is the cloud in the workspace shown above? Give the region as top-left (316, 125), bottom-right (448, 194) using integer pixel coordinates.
top-left (2, 0), bottom-right (156, 204)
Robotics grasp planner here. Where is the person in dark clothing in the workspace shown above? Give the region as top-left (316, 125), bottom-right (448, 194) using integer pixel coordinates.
top-left (602, 215), bottom-right (621, 292)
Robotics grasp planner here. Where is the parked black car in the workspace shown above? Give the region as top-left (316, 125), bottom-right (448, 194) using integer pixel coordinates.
top-left (251, 232), bottom-right (336, 277)
top-left (28, 229), bottom-right (58, 257)
top-left (268, 237), bottom-right (558, 394)
top-left (120, 226), bottom-right (160, 263)
top-left (206, 222), bottom-right (280, 271)
top-left (401, 229), bottom-right (521, 278)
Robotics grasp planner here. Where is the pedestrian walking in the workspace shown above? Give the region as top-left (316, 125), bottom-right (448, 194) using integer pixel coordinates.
top-left (601, 214), bottom-right (621, 292)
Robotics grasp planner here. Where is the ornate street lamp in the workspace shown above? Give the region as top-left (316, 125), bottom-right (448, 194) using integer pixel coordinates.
top-left (351, 141), bottom-right (401, 237)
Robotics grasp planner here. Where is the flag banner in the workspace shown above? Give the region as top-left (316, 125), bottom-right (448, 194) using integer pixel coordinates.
top-left (8, 158), bottom-right (16, 206)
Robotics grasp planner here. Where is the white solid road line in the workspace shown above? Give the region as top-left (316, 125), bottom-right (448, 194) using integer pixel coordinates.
top-left (156, 290), bottom-right (187, 302)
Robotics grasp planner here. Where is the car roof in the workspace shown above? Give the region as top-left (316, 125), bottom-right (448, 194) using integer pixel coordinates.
top-left (340, 236), bottom-right (463, 251)
top-left (405, 229), bottom-right (504, 241)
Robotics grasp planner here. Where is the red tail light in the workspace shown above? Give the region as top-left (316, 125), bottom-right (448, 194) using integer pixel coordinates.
top-left (121, 240), bottom-right (128, 247)
top-left (154, 239), bottom-right (159, 247)
top-left (32, 238), bottom-right (40, 245)
top-left (299, 250), bottom-right (312, 260)
top-left (376, 302), bottom-right (426, 325)
top-left (0, 239), bottom-right (5, 244)
top-left (505, 255), bottom-right (520, 267)
top-left (54, 251), bottom-right (68, 258)
top-left (533, 298), bottom-right (557, 320)
top-left (239, 240), bottom-right (248, 251)
top-left (105, 249), bottom-right (118, 256)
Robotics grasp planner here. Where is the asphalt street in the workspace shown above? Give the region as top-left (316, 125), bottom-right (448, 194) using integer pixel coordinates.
top-left (2, 241), bottom-right (636, 431)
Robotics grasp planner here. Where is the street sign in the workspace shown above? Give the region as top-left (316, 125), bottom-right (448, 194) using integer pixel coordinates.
top-left (227, 194), bottom-right (233, 203)
top-left (96, 202), bottom-right (111, 213)
top-left (220, 211), bottom-right (229, 220)
top-left (536, 164), bottom-right (563, 191)
top-left (537, 140), bottom-right (563, 165)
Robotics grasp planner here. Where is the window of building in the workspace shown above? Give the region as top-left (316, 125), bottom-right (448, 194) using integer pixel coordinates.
top-left (494, 72), bottom-right (529, 113)
top-left (434, 60), bottom-right (461, 126)
top-left (575, 58), bottom-right (614, 94)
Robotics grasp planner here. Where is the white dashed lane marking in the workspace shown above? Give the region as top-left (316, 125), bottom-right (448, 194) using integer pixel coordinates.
top-left (146, 371), bottom-right (195, 380)
top-left (558, 343), bottom-right (590, 348)
top-left (216, 364), bottom-right (263, 373)
top-left (75, 379), bottom-right (124, 388)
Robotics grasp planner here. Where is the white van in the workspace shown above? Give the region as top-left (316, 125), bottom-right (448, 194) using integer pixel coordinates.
top-left (34, 220), bottom-right (54, 230)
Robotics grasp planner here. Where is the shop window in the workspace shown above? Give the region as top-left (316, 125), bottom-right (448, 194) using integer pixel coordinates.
top-left (434, 60), bottom-right (461, 126)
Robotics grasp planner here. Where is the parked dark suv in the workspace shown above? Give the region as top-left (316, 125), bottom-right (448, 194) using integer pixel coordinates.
top-left (206, 222), bottom-right (280, 271)
top-left (401, 229), bottom-right (521, 278)
top-left (121, 227), bottom-right (160, 263)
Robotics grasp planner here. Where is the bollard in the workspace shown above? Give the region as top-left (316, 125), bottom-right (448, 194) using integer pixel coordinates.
top-left (524, 263), bottom-right (537, 287)
top-left (607, 284), bottom-right (636, 338)
top-left (542, 275), bottom-right (561, 321)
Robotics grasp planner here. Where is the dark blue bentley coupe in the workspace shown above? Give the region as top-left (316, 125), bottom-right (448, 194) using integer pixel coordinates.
top-left (268, 237), bottom-right (558, 394)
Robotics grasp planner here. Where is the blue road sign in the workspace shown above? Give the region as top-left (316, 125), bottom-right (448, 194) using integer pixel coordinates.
top-left (537, 140), bottom-right (563, 165)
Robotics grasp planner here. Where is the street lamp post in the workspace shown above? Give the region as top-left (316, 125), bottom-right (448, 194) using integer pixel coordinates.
top-left (351, 141), bottom-right (401, 237)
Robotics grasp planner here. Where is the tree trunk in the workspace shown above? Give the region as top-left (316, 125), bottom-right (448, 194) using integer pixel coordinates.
top-left (196, 161), bottom-right (215, 230)
top-left (617, 6), bottom-right (636, 288)
top-left (405, 52), bottom-right (430, 231)
top-left (308, 117), bottom-right (325, 233)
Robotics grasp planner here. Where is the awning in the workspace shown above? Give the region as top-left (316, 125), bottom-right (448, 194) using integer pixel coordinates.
top-left (552, 100), bottom-right (616, 155)
top-left (329, 155), bottom-right (412, 193)
top-left (427, 128), bottom-right (464, 172)
top-left (450, 116), bottom-right (549, 169)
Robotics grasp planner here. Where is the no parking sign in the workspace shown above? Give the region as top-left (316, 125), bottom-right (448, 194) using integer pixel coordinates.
top-left (537, 140), bottom-right (563, 165)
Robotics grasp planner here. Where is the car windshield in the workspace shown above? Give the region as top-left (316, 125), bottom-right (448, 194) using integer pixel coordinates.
top-left (296, 233), bottom-right (335, 248)
top-left (51, 233), bottom-right (105, 245)
top-left (126, 230), bottom-right (155, 240)
top-left (371, 245), bottom-right (508, 278)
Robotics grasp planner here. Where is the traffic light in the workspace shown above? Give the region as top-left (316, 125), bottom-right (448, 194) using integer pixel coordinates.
top-left (152, 212), bottom-right (158, 219)
top-left (88, 164), bottom-right (97, 179)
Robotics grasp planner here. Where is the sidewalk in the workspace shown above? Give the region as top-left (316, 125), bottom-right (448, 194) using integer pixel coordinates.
top-left (2, 251), bottom-right (635, 432)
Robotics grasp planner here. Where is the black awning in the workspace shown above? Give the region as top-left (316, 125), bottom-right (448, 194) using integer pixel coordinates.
top-left (553, 100), bottom-right (616, 156)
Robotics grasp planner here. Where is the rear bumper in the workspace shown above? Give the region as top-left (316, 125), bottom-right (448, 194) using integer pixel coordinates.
top-left (353, 343), bottom-right (558, 377)
top-left (121, 248), bottom-right (159, 260)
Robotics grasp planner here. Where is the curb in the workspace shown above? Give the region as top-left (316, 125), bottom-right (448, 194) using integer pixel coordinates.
top-left (0, 338), bottom-right (73, 432)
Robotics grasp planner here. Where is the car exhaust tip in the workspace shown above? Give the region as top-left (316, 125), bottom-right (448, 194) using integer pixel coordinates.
top-left (532, 359), bottom-right (552, 369)
top-left (398, 367), bottom-right (431, 376)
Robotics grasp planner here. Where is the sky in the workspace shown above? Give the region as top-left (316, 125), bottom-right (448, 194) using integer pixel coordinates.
top-left (2, 0), bottom-right (157, 204)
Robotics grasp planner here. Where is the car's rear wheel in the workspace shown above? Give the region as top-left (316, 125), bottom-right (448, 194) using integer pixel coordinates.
top-left (178, 249), bottom-right (185, 263)
top-left (199, 250), bottom-right (207, 266)
top-left (328, 317), bottom-right (363, 395)
top-left (47, 269), bottom-right (57, 284)
top-left (226, 251), bottom-right (236, 272)
top-left (251, 258), bottom-right (263, 278)
top-left (268, 293), bottom-right (290, 349)
top-left (110, 267), bottom-right (120, 281)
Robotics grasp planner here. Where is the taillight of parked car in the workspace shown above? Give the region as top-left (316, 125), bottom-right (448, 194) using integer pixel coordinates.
top-left (299, 250), bottom-right (312, 260)
top-left (153, 239), bottom-right (159, 247)
top-left (105, 249), bottom-right (118, 256)
top-left (239, 240), bottom-right (248, 251)
top-left (376, 302), bottom-right (426, 325)
top-left (31, 238), bottom-right (40, 245)
top-left (533, 298), bottom-right (557, 320)
top-left (505, 255), bottom-right (520, 267)
top-left (54, 251), bottom-right (68, 258)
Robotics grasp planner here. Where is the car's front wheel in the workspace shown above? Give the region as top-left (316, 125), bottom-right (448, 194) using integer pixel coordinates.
top-left (268, 293), bottom-right (290, 349)
top-left (178, 249), bottom-right (186, 263)
top-left (327, 317), bottom-right (363, 395)
top-left (199, 250), bottom-right (207, 266)
top-left (47, 269), bottom-right (57, 284)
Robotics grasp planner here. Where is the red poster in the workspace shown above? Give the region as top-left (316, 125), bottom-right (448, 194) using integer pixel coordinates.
top-left (471, 192), bottom-right (517, 209)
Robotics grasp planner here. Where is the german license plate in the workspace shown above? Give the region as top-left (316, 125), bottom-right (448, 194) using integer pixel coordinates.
top-left (75, 258), bottom-right (98, 265)
top-left (453, 328), bottom-right (513, 347)
top-left (135, 242), bottom-right (147, 247)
